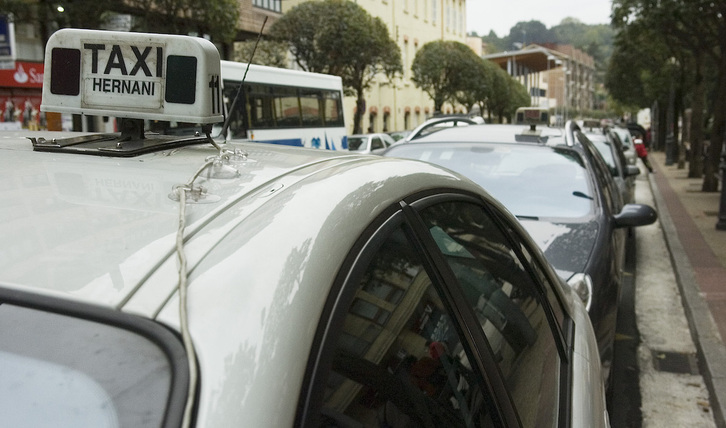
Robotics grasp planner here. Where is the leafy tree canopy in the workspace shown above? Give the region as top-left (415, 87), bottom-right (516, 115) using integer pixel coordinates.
top-left (268, 0), bottom-right (402, 133)
top-left (411, 40), bottom-right (483, 113)
top-left (1, 0), bottom-right (240, 44)
top-left (268, 0), bottom-right (401, 81)
top-left (233, 40), bottom-right (288, 68)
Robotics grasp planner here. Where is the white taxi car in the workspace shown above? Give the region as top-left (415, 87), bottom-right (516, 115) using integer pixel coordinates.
top-left (0, 29), bottom-right (609, 427)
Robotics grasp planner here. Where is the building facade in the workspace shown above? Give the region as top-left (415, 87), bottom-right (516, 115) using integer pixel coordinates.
top-left (483, 44), bottom-right (595, 123)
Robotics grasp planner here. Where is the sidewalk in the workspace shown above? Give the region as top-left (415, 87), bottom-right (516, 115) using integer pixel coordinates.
top-left (646, 151), bottom-right (726, 427)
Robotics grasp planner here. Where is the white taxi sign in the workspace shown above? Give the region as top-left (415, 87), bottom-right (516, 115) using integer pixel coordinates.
top-left (41, 29), bottom-right (223, 124)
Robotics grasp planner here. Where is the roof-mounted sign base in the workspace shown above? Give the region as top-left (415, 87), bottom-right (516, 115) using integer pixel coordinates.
top-left (29, 125), bottom-right (210, 157)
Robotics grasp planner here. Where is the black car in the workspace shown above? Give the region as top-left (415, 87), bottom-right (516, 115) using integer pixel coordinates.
top-left (383, 121), bottom-right (657, 376)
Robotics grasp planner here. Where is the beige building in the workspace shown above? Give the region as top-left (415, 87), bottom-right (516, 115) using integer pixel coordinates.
top-left (283, 0), bottom-right (469, 134)
top-left (483, 44), bottom-right (596, 123)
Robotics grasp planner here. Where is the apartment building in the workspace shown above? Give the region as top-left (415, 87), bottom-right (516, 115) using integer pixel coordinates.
top-left (483, 43), bottom-right (596, 122)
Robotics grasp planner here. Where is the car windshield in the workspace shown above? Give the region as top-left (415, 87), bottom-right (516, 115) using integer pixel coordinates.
top-left (347, 136), bottom-right (369, 151)
top-left (387, 143), bottom-right (594, 218)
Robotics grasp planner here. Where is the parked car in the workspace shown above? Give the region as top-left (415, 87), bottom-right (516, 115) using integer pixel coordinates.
top-left (0, 29), bottom-right (610, 428)
top-left (387, 130), bottom-right (411, 142)
top-left (383, 121), bottom-right (657, 379)
top-left (609, 126), bottom-right (638, 167)
top-left (347, 132), bottom-right (396, 154)
top-left (405, 115), bottom-right (479, 141)
top-left (586, 130), bottom-right (641, 204)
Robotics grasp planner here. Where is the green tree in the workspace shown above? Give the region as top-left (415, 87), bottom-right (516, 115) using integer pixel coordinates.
top-left (411, 40), bottom-right (484, 114)
top-left (268, 0), bottom-right (402, 134)
top-left (1, 0), bottom-right (240, 45)
top-left (612, 0), bottom-right (726, 190)
top-left (454, 59), bottom-right (498, 119)
top-left (121, 0), bottom-right (239, 43)
top-left (233, 40), bottom-right (288, 68)
top-left (485, 65), bottom-right (530, 123)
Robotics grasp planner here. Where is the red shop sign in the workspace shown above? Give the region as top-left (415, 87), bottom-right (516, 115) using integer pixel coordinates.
top-left (0, 61), bottom-right (44, 88)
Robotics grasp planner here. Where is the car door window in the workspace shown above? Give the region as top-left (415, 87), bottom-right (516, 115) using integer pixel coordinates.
top-left (315, 224), bottom-right (496, 428)
top-left (418, 201), bottom-right (561, 428)
top-left (578, 133), bottom-right (620, 211)
top-left (371, 137), bottom-right (384, 150)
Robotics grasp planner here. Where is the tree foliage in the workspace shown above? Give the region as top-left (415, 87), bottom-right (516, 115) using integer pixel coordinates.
top-left (610, 0), bottom-right (726, 187)
top-left (268, 0), bottom-right (402, 134)
top-left (411, 40), bottom-right (529, 121)
top-left (121, 0), bottom-right (240, 43)
top-left (1, 0), bottom-right (240, 44)
top-left (486, 65), bottom-right (530, 123)
top-left (411, 40), bottom-right (483, 113)
top-left (233, 40), bottom-right (288, 69)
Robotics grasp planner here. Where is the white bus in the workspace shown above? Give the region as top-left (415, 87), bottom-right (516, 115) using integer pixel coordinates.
top-left (217, 60), bottom-right (347, 150)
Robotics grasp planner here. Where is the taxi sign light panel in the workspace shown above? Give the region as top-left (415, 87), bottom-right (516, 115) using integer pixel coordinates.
top-left (41, 29), bottom-right (223, 124)
top-left (515, 107), bottom-right (549, 126)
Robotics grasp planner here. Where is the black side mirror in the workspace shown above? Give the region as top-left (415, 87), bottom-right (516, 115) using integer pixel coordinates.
top-left (614, 203), bottom-right (658, 228)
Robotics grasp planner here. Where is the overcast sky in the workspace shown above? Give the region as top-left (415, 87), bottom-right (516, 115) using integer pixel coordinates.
top-left (465, 0), bottom-right (613, 37)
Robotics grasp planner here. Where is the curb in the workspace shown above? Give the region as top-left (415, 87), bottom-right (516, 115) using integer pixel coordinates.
top-left (648, 172), bottom-right (726, 428)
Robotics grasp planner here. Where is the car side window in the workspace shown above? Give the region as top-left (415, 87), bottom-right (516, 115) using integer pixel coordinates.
top-left (316, 224), bottom-right (496, 428)
top-left (418, 201), bottom-right (561, 428)
top-left (578, 133), bottom-right (620, 211)
top-left (371, 137), bottom-right (384, 150)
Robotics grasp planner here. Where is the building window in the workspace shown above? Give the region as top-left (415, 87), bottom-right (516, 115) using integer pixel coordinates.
top-left (431, 0), bottom-right (437, 24)
top-left (253, 0), bottom-right (281, 13)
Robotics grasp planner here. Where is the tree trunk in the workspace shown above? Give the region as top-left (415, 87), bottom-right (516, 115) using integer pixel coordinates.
top-left (675, 86), bottom-right (684, 169)
top-left (656, 103), bottom-right (668, 152)
top-left (689, 51), bottom-right (705, 178)
top-left (353, 95), bottom-right (365, 135)
top-left (702, 54), bottom-right (726, 192)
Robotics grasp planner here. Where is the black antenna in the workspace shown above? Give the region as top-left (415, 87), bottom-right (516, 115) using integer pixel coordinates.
top-left (219, 16), bottom-right (269, 140)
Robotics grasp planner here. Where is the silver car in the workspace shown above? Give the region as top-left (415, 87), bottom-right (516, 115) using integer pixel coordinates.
top-left (609, 126), bottom-right (638, 167)
top-left (586, 131), bottom-right (641, 204)
top-left (347, 132), bottom-right (396, 154)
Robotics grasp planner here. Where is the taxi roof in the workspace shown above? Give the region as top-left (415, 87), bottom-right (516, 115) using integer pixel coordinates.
top-left (0, 131), bottom-right (475, 316)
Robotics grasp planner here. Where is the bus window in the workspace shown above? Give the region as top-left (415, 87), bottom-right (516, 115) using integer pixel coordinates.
top-left (299, 88), bottom-right (323, 127)
top-left (222, 81), bottom-right (248, 138)
top-left (248, 84), bottom-right (276, 129)
top-left (323, 90), bottom-right (343, 127)
top-left (273, 86), bottom-right (301, 128)
top-left (218, 61), bottom-right (347, 149)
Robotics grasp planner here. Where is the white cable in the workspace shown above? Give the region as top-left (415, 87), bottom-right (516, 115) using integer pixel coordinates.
top-left (175, 140), bottom-right (231, 426)
top-left (175, 185), bottom-right (198, 428)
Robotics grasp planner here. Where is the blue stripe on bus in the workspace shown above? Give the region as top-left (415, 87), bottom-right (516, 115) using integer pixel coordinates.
top-left (262, 138), bottom-right (304, 147)
top-left (256, 133), bottom-right (347, 150)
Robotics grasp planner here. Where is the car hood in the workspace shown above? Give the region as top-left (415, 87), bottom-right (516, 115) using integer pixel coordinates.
top-left (518, 219), bottom-right (599, 280)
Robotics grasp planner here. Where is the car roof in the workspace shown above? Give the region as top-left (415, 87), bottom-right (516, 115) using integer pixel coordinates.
top-left (0, 131), bottom-right (479, 315)
top-left (391, 123), bottom-right (567, 148)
